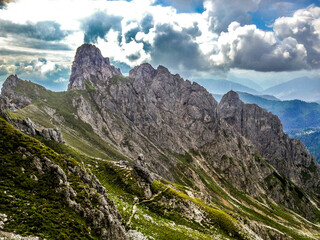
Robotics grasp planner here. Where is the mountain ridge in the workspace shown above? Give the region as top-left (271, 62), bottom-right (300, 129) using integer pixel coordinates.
top-left (263, 76), bottom-right (320, 102)
top-left (1, 43), bottom-right (320, 239)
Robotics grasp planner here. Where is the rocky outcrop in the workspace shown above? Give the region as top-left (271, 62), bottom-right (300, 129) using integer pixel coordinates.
top-left (1, 75), bottom-right (31, 110)
top-left (101, 63), bottom-right (219, 153)
top-left (68, 44), bottom-right (122, 90)
top-left (219, 91), bottom-right (320, 196)
top-left (15, 143), bottom-right (128, 240)
top-left (0, 231), bottom-right (39, 240)
top-left (13, 117), bottom-right (64, 143)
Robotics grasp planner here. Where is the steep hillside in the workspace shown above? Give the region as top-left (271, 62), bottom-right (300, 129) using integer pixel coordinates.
top-left (288, 128), bottom-right (320, 164)
top-left (1, 43), bottom-right (320, 239)
top-left (231, 92), bottom-right (320, 162)
top-left (0, 117), bottom-right (127, 240)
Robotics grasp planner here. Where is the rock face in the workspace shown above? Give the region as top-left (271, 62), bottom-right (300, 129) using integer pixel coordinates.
top-left (68, 45), bottom-right (320, 219)
top-left (68, 44), bottom-right (122, 90)
top-left (14, 117), bottom-right (64, 143)
top-left (219, 91), bottom-right (320, 194)
top-left (1, 75), bottom-right (31, 109)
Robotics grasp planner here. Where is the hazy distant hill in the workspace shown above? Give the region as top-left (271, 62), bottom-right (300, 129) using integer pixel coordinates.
top-left (237, 92), bottom-right (320, 131)
top-left (194, 79), bottom-right (259, 95)
top-left (264, 77), bottom-right (320, 102)
top-left (227, 76), bottom-right (263, 92)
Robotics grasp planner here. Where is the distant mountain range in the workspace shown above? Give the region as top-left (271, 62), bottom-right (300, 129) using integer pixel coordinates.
top-left (196, 76), bottom-right (320, 103)
top-left (263, 77), bottom-right (320, 102)
top-left (194, 79), bottom-right (259, 95)
top-left (227, 76), bottom-right (264, 92)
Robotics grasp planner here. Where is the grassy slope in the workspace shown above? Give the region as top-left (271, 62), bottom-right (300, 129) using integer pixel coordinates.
top-left (6, 80), bottom-right (320, 239)
top-left (0, 117), bottom-right (96, 239)
top-left (14, 80), bottom-right (127, 161)
top-left (44, 139), bottom-right (320, 240)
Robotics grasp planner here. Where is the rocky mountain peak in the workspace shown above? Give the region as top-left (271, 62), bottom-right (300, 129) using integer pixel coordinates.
top-left (1, 75), bottom-right (20, 95)
top-left (219, 90), bottom-right (241, 106)
top-left (73, 43), bottom-right (106, 64)
top-left (1, 75), bottom-right (31, 110)
top-left (218, 90), bottom-right (243, 125)
top-left (68, 44), bottom-right (122, 91)
top-left (129, 63), bottom-right (156, 81)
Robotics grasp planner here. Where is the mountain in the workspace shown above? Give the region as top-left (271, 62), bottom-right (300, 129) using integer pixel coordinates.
top-left (0, 111), bottom-right (127, 239)
top-left (227, 76), bottom-right (263, 92)
top-left (288, 128), bottom-right (320, 164)
top-left (1, 43), bottom-right (320, 239)
top-left (264, 77), bottom-right (320, 102)
top-left (232, 92), bottom-right (320, 162)
top-left (194, 79), bottom-right (259, 95)
top-left (213, 93), bottom-right (279, 103)
top-left (237, 92), bottom-right (320, 131)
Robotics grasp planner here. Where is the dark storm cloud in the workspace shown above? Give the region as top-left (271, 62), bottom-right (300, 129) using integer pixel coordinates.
top-left (81, 12), bottom-right (123, 43)
top-left (124, 27), bottom-right (140, 43)
top-left (18, 38), bottom-right (72, 51)
top-left (205, 0), bottom-right (260, 33)
top-left (183, 22), bottom-right (202, 38)
top-left (0, 48), bottom-right (35, 56)
top-left (0, 0), bottom-right (14, 9)
top-left (0, 20), bottom-right (70, 41)
top-left (127, 52), bottom-right (141, 61)
top-left (274, 6), bottom-right (320, 68)
top-left (212, 22), bottom-right (308, 72)
top-left (141, 14), bottom-right (154, 34)
top-left (151, 24), bottom-right (210, 71)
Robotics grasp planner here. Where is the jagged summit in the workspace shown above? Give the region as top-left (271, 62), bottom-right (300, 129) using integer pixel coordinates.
top-left (68, 44), bottom-right (122, 91)
top-left (129, 63), bottom-right (156, 81)
top-left (220, 90), bottom-right (240, 103)
top-left (1, 74), bottom-right (20, 95)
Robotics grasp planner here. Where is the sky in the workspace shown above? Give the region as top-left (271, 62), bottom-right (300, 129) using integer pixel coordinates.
top-left (0, 0), bottom-right (320, 91)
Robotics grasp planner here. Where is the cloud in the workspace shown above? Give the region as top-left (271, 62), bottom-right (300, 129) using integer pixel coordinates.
top-left (0, 20), bottom-right (70, 41)
top-left (9, 37), bottom-right (72, 51)
top-left (210, 22), bottom-right (307, 71)
top-left (150, 23), bottom-right (211, 72)
top-left (154, 0), bottom-right (205, 13)
top-left (124, 26), bottom-right (140, 43)
top-left (54, 77), bottom-right (68, 83)
top-left (0, 0), bottom-right (14, 9)
top-left (0, 48), bottom-right (36, 56)
top-left (141, 14), bottom-right (154, 34)
top-left (273, 6), bottom-right (320, 68)
top-left (81, 11), bottom-right (123, 43)
top-left (203, 0), bottom-right (261, 33)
